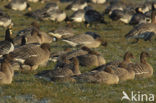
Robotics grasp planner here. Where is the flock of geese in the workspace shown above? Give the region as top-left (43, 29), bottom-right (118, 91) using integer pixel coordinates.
top-left (0, 0), bottom-right (155, 85)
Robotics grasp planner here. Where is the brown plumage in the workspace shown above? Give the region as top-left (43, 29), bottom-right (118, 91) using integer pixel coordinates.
top-left (9, 43), bottom-right (51, 70)
top-left (127, 52), bottom-right (153, 78)
top-left (0, 54), bottom-right (14, 84)
top-left (74, 67), bottom-right (119, 84)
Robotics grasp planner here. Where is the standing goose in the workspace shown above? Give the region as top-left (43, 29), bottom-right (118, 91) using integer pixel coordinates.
top-left (62, 33), bottom-right (107, 48)
top-left (127, 52), bottom-right (153, 78)
top-left (84, 6), bottom-right (107, 27)
top-left (92, 52), bottom-right (135, 82)
top-left (74, 67), bottom-right (119, 84)
top-left (0, 26), bottom-right (14, 57)
top-left (125, 4), bottom-right (156, 42)
top-left (5, 0), bottom-right (32, 11)
top-left (9, 42), bottom-right (51, 70)
top-left (0, 54), bottom-right (14, 84)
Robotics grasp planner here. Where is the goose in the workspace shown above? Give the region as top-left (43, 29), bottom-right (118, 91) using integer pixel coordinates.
top-left (65, 0), bottom-right (88, 11)
top-left (84, 6), bottom-right (107, 27)
top-left (36, 57), bottom-right (80, 82)
top-left (62, 33), bottom-right (107, 48)
top-left (0, 26), bottom-right (14, 57)
top-left (25, 2), bottom-right (61, 21)
top-left (66, 9), bottom-right (85, 23)
top-left (5, 0), bottom-right (32, 11)
top-left (74, 67), bottom-right (119, 84)
top-left (92, 52), bottom-right (135, 82)
top-left (109, 8), bottom-right (135, 24)
top-left (44, 9), bottom-right (66, 22)
top-left (77, 46), bottom-right (106, 67)
top-left (13, 22), bottom-right (52, 46)
top-left (0, 10), bottom-right (13, 28)
top-left (48, 27), bottom-right (75, 39)
top-left (127, 52), bottom-right (153, 78)
top-left (129, 7), bottom-right (151, 25)
top-left (104, 1), bottom-right (125, 15)
top-left (9, 42), bottom-right (51, 70)
top-left (91, 0), bottom-right (106, 4)
top-left (125, 4), bottom-right (156, 42)
top-left (0, 54), bottom-right (14, 84)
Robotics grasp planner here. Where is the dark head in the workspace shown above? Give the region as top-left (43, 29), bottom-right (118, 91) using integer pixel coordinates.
top-left (140, 51), bottom-right (150, 58)
top-left (31, 28), bottom-right (41, 38)
top-left (5, 26), bottom-right (13, 42)
top-left (21, 35), bottom-right (27, 46)
top-left (40, 43), bottom-right (51, 52)
top-left (123, 52), bottom-right (134, 61)
top-left (31, 21), bottom-right (40, 30)
top-left (151, 3), bottom-right (156, 24)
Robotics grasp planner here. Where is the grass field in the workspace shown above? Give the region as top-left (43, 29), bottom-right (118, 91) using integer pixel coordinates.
top-left (0, 0), bottom-right (156, 103)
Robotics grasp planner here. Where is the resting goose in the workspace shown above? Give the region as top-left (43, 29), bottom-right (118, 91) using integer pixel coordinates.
top-left (62, 33), bottom-right (107, 48)
top-left (91, 0), bottom-right (106, 4)
top-left (0, 10), bottom-right (13, 28)
top-left (9, 42), bottom-right (51, 70)
top-left (125, 4), bottom-right (156, 42)
top-left (0, 27), bottom-right (14, 57)
top-left (78, 46), bottom-right (106, 67)
top-left (0, 54), bottom-right (14, 84)
top-left (13, 22), bottom-right (52, 46)
top-left (65, 0), bottom-right (87, 11)
top-left (74, 67), bottom-right (119, 84)
top-left (36, 57), bottom-right (80, 82)
top-left (48, 27), bottom-right (75, 39)
top-left (127, 52), bottom-right (153, 78)
top-left (5, 0), bottom-right (32, 11)
top-left (92, 52), bottom-right (135, 82)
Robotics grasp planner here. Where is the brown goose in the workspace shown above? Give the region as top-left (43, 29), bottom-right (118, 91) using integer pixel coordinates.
top-left (92, 52), bottom-right (135, 82)
top-left (77, 46), bottom-right (106, 67)
top-left (127, 52), bottom-right (153, 78)
top-left (13, 22), bottom-right (52, 46)
top-left (0, 54), bottom-right (14, 84)
top-left (74, 67), bottom-right (119, 84)
top-left (125, 4), bottom-right (156, 42)
top-left (36, 57), bottom-right (80, 82)
top-left (9, 42), bottom-right (51, 70)
top-left (62, 33), bottom-right (107, 48)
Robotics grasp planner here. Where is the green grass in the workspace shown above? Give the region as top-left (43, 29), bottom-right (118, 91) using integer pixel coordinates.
top-left (0, 0), bottom-right (156, 103)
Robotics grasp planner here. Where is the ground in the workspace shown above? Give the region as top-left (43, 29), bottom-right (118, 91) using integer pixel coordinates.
top-left (0, 0), bottom-right (155, 103)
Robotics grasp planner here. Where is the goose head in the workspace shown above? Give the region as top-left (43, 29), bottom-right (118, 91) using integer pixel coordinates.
top-left (140, 51), bottom-right (150, 64)
top-left (123, 52), bottom-right (134, 62)
top-left (5, 25), bottom-right (13, 43)
top-left (40, 43), bottom-right (51, 52)
top-left (70, 57), bottom-right (81, 75)
top-left (81, 46), bottom-right (100, 56)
